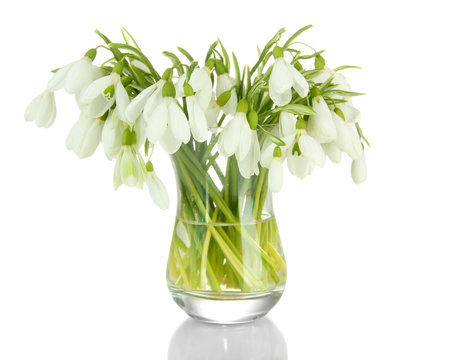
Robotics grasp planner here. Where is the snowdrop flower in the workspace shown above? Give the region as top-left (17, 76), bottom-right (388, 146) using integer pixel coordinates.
top-left (215, 61), bottom-right (237, 115)
top-left (183, 83), bottom-right (208, 142)
top-left (269, 147), bottom-right (284, 193)
top-left (145, 161), bottom-right (170, 210)
top-left (237, 130), bottom-right (260, 178)
top-left (331, 110), bottom-right (363, 160)
top-left (351, 154), bottom-right (367, 184)
top-left (146, 81), bottom-right (190, 150)
top-left (80, 62), bottom-right (129, 119)
top-left (66, 110), bottom-right (104, 158)
top-left (322, 142), bottom-right (342, 164)
top-left (306, 88), bottom-right (336, 143)
top-left (205, 95), bottom-right (221, 132)
top-left (287, 151), bottom-right (315, 180)
top-left (218, 99), bottom-right (252, 159)
top-left (269, 46), bottom-right (309, 106)
top-left (24, 90), bottom-right (56, 128)
top-left (311, 66), bottom-right (335, 84)
top-left (101, 110), bottom-right (124, 160)
top-left (47, 49), bottom-right (99, 95)
top-left (113, 129), bottom-right (146, 189)
top-left (126, 81), bottom-right (162, 125)
top-left (176, 66), bottom-right (213, 111)
top-left (336, 102), bottom-right (361, 123)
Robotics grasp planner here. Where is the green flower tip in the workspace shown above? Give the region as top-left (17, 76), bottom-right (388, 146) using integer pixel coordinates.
top-left (315, 54), bottom-right (325, 70)
top-left (145, 161), bottom-right (154, 172)
top-left (205, 58), bottom-right (216, 70)
top-left (84, 48), bottom-right (97, 61)
top-left (162, 81), bottom-right (176, 98)
top-left (247, 110), bottom-right (258, 130)
top-left (122, 129), bottom-right (137, 146)
top-left (294, 61), bottom-right (303, 71)
top-left (273, 45), bottom-right (284, 59)
top-left (215, 60), bottom-right (227, 75)
top-left (162, 68), bottom-right (173, 81)
top-left (112, 61), bottom-right (124, 75)
top-left (273, 146), bottom-right (282, 158)
top-left (183, 82), bottom-right (194, 97)
top-left (296, 117), bottom-right (306, 130)
top-left (236, 99), bottom-right (249, 114)
top-left (104, 84), bottom-right (115, 100)
top-left (216, 90), bottom-right (231, 106)
top-left (310, 86), bottom-right (321, 99)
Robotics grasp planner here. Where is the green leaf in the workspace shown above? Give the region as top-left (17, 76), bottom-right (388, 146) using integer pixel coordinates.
top-left (250, 28), bottom-right (286, 75)
top-left (318, 75), bottom-right (335, 91)
top-left (145, 138), bottom-right (150, 156)
top-left (217, 38), bottom-right (230, 73)
top-left (323, 89), bottom-right (366, 97)
top-left (232, 52), bottom-right (241, 95)
top-left (162, 51), bottom-right (184, 75)
top-left (258, 124), bottom-right (286, 146)
top-left (334, 65), bottom-right (362, 71)
top-left (205, 40), bottom-right (218, 63)
top-left (272, 104), bottom-right (316, 116)
top-left (177, 46), bottom-right (194, 62)
top-left (121, 27), bottom-right (141, 50)
top-left (95, 30), bottom-right (124, 63)
top-left (282, 24), bottom-right (313, 50)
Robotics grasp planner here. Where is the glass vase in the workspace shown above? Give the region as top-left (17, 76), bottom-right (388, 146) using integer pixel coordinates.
top-left (167, 139), bottom-right (287, 323)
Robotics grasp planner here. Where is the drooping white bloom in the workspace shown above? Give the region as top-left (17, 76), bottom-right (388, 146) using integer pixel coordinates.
top-left (331, 111), bottom-right (363, 160)
top-left (216, 73), bottom-right (237, 115)
top-left (351, 154), bottom-right (367, 184)
top-left (336, 102), bottom-right (361, 123)
top-left (205, 95), bottom-right (221, 132)
top-left (237, 131), bottom-right (260, 178)
top-left (269, 157), bottom-right (283, 193)
top-left (322, 142), bottom-right (342, 164)
top-left (47, 50), bottom-right (99, 95)
top-left (176, 67), bottom-right (212, 111)
top-left (24, 90), bottom-right (56, 128)
top-left (218, 111), bottom-right (251, 159)
top-left (113, 144), bottom-right (146, 189)
top-left (146, 165), bottom-right (170, 210)
top-left (287, 151), bottom-right (315, 180)
top-left (306, 95), bottom-right (336, 143)
top-left (126, 82), bottom-right (159, 125)
top-left (66, 111), bottom-right (104, 158)
top-left (297, 131), bottom-right (326, 167)
top-left (80, 67), bottom-right (128, 119)
top-left (269, 48), bottom-right (309, 106)
top-left (146, 96), bottom-right (190, 147)
top-left (311, 67), bottom-right (335, 84)
top-left (101, 110), bottom-right (124, 160)
top-left (186, 95), bottom-right (208, 142)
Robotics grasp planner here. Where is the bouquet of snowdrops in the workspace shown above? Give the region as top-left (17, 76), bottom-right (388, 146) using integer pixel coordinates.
top-left (25, 25), bottom-right (368, 213)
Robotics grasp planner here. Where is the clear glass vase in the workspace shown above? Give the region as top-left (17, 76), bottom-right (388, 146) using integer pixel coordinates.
top-left (167, 139), bottom-right (287, 323)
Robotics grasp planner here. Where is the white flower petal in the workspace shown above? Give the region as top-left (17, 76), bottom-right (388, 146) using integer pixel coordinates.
top-left (187, 96), bottom-right (208, 142)
top-left (46, 62), bottom-right (74, 91)
top-left (218, 114), bottom-right (242, 157)
top-left (237, 120), bottom-right (252, 161)
top-left (115, 81), bottom-right (130, 123)
top-left (205, 95), bottom-right (220, 131)
top-left (120, 147), bottom-right (140, 187)
top-left (25, 91), bottom-right (56, 128)
top-left (331, 112), bottom-right (363, 160)
top-left (125, 84), bottom-right (156, 124)
top-left (159, 127), bottom-right (182, 154)
top-left (307, 97), bottom-right (336, 143)
top-left (147, 101), bottom-right (168, 143)
top-left (87, 95), bottom-right (114, 118)
top-left (298, 133), bottom-right (326, 167)
top-left (269, 159), bottom-right (283, 193)
top-left (64, 57), bottom-right (93, 94)
top-left (322, 142), bottom-right (342, 164)
top-left (269, 58), bottom-right (293, 95)
top-left (113, 153), bottom-right (123, 190)
top-left (168, 99), bottom-right (190, 143)
top-left (66, 112), bottom-right (91, 151)
top-left (76, 118), bottom-right (103, 158)
top-left (260, 142), bottom-right (276, 168)
top-left (279, 111), bottom-right (297, 138)
top-left (351, 155), bottom-right (367, 184)
top-left (147, 172), bottom-right (170, 210)
top-left (102, 111), bottom-right (123, 160)
top-left (80, 75), bottom-right (112, 103)
top-left (222, 89), bottom-right (238, 115)
top-left (287, 153), bottom-right (313, 179)
top-left (338, 102), bottom-right (361, 123)
top-left (216, 74), bottom-right (235, 96)
top-left (289, 64), bottom-right (309, 98)
top-left (269, 86), bottom-right (292, 106)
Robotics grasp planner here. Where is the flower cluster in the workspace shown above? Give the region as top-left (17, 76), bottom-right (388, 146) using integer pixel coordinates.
top-left (25, 26), bottom-right (368, 209)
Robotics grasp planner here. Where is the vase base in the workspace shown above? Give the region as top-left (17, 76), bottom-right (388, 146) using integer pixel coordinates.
top-left (169, 288), bottom-right (284, 324)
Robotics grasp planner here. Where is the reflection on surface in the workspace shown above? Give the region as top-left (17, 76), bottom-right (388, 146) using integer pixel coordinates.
top-left (168, 317), bottom-right (287, 359)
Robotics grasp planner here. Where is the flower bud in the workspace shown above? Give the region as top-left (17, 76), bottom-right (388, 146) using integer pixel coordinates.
top-left (122, 128), bottom-right (137, 146)
top-left (216, 90), bottom-right (231, 106)
top-left (183, 82), bottom-right (194, 96)
top-left (247, 110), bottom-right (258, 130)
top-left (315, 54), bottom-right (325, 70)
top-left (273, 45), bottom-right (284, 59)
top-left (334, 107), bottom-right (346, 121)
top-left (145, 160), bottom-right (154, 172)
top-left (162, 81), bottom-right (176, 98)
top-left (273, 146), bottom-right (282, 158)
top-left (84, 48), bottom-right (97, 61)
top-left (215, 60), bottom-right (227, 75)
top-left (236, 99), bottom-right (249, 114)
top-left (310, 86), bottom-right (321, 99)
top-left (294, 61), bottom-right (303, 71)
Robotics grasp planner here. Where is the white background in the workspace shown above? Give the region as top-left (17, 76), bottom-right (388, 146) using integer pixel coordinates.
top-left (1, 0), bottom-right (451, 359)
